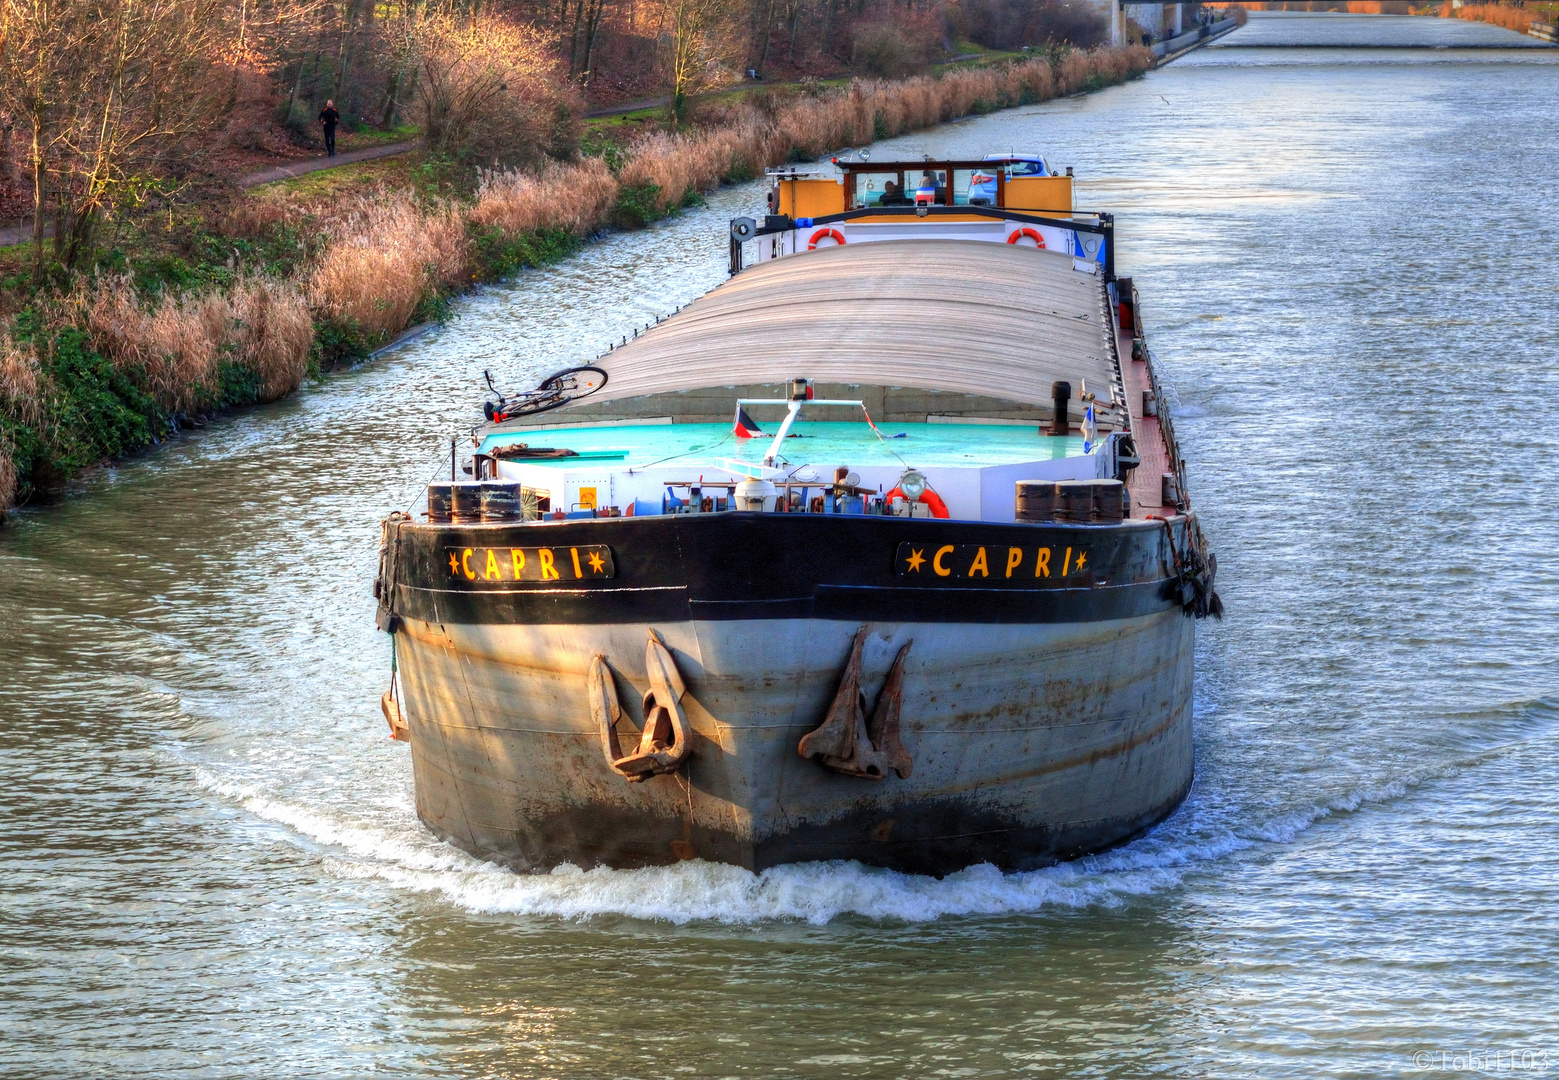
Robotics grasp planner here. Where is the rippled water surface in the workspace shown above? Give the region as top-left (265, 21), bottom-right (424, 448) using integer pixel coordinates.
top-left (3, 15), bottom-right (1558, 1078)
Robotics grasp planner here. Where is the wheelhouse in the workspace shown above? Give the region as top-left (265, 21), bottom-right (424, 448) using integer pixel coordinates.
top-left (769, 156), bottom-right (1074, 216)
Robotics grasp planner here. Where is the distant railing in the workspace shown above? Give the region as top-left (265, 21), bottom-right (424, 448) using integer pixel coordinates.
top-left (1151, 18), bottom-right (1239, 59)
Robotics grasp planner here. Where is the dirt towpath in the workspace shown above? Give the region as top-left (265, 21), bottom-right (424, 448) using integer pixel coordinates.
top-left (0, 140), bottom-right (419, 248)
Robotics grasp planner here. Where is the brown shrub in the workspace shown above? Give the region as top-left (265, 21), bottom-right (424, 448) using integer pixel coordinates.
top-left (472, 158), bottom-right (620, 237)
top-left (310, 191), bottom-right (469, 342)
top-left (850, 20), bottom-right (930, 79)
top-left (408, 12), bottom-right (580, 165)
top-left (0, 437), bottom-right (14, 515)
top-left (227, 276), bottom-right (316, 401)
top-left (956, 0), bottom-right (1109, 49)
top-left (76, 274), bottom-right (313, 412)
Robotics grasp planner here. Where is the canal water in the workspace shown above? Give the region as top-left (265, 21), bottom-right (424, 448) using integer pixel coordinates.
top-left (3, 14), bottom-right (1557, 1078)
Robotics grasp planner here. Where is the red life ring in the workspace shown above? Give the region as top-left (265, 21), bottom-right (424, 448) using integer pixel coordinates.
top-left (1006, 227), bottom-right (1046, 249)
top-left (808, 228), bottom-right (846, 250)
top-left (884, 486), bottom-right (950, 519)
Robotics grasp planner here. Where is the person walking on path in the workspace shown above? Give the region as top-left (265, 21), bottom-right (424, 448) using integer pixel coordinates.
top-left (318, 100), bottom-right (340, 157)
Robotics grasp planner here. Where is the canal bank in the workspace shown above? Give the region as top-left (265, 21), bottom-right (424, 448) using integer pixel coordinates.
top-left (1, 14), bottom-right (1557, 1077)
top-left (0, 47), bottom-right (1153, 521)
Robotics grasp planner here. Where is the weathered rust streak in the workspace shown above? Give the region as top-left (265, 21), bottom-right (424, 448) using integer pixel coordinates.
top-left (919, 706), bottom-right (1184, 798)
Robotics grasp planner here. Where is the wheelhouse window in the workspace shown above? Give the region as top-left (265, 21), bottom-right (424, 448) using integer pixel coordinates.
top-left (909, 168), bottom-right (947, 205)
top-left (853, 171), bottom-right (907, 208)
top-left (953, 167), bottom-right (999, 206)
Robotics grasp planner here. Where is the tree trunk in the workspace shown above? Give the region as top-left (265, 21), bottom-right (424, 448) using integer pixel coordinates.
top-left (757, 0), bottom-right (777, 70)
top-left (379, 57), bottom-right (406, 127)
top-left (50, 190), bottom-right (65, 259)
top-left (285, 36), bottom-right (321, 127)
top-left (557, 0), bottom-right (578, 74)
top-left (580, 0), bottom-right (607, 86)
top-left (29, 120), bottom-right (45, 285)
top-left (61, 206), bottom-right (96, 272)
top-left (333, 0), bottom-right (365, 115)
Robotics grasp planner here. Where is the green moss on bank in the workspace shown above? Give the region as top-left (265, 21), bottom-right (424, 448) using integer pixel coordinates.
top-left (0, 303), bottom-right (312, 506)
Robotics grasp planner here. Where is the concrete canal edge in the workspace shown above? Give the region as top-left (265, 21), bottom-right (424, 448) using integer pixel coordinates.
top-left (1154, 18), bottom-right (1240, 65)
top-left (369, 322), bottom-right (438, 361)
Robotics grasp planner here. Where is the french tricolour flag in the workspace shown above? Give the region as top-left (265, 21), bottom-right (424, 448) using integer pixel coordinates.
top-left (733, 406), bottom-right (763, 439)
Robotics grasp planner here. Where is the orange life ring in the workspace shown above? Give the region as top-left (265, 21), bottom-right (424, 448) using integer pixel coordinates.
top-left (884, 486), bottom-right (950, 519)
top-left (808, 228), bottom-right (846, 250)
top-left (1006, 227), bottom-right (1046, 249)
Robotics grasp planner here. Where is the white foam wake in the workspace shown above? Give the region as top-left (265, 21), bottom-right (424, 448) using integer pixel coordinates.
top-left (187, 756), bottom-right (1468, 925)
top-left (192, 766), bottom-right (1243, 923)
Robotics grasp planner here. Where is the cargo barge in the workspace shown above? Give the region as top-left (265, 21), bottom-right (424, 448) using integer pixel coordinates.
top-left (373, 154), bottom-right (1221, 876)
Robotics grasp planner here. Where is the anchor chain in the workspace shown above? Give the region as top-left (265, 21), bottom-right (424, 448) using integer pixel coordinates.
top-left (1158, 517), bottom-right (1223, 620)
top-left (373, 511), bottom-right (411, 633)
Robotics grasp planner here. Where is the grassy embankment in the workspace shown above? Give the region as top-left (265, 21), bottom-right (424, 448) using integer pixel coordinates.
top-left (0, 45), bottom-right (1153, 517)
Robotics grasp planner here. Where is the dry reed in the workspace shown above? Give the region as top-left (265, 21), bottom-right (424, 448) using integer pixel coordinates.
top-left (0, 335), bottom-right (42, 425)
top-left (225, 276), bottom-right (316, 400)
top-left (80, 277), bottom-right (227, 414)
top-left (0, 439), bottom-right (15, 514)
top-left (1, 333), bottom-right (43, 509)
top-left (77, 273), bottom-right (314, 412)
top-left (310, 190), bottom-right (470, 341)
top-left (469, 48), bottom-right (1150, 229)
top-left (472, 158), bottom-right (620, 236)
top-left (1441, 2), bottom-right (1532, 32)
top-left (616, 48), bottom-right (1151, 212)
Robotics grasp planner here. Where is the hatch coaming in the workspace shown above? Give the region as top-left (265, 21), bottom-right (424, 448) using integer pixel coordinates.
top-left (469, 237), bottom-right (1136, 524)
top-left (476, 418), bottom-right (1121, 522)
top-left (521, 239), bottom-right (1125, 421)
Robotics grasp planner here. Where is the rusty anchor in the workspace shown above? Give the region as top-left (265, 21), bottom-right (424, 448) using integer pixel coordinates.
top-left (591, 630), bottom-right (693, 782)
top-left (798, 628), bottom-right (913, 780)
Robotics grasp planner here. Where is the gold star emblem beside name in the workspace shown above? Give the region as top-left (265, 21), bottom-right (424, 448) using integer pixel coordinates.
top-left (587, 551), bottom-right (605, 574)
top-left (905, 548), bottom-right (926, 572)
top-left (448, 552), bottom-right (460, 575)
top-left (1075, 551), bottom-right (1087, 571)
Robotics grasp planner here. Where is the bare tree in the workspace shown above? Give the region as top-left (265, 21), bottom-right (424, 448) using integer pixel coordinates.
top-left (408, 11), bottom-right (577, 164)
top-left (0, 0), bottom-right (229, 277)
top-left (658, 0), bottom-right (740, 124)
